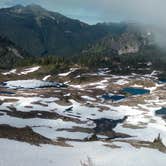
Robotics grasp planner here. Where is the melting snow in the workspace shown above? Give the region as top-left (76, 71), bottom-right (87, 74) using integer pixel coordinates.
top-left (43, 75), bottom-right (51, 81)
top-left (18, 66), bottom-right (40, 75)
top-left (2, 66), bottom-right (40, 75)
top-left (2, 69), bottom-right (17, 75)
top-left (58, 68), bottom-right (78, 77)
top-left (4, 80), bottom-right (64, 89)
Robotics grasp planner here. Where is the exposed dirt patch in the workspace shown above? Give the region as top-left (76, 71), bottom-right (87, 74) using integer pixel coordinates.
top-left (57, 126), bottom-right (94, 134)
top-left (123, 123), bottom-right (146, 129)
top-left (104, 143), bottom-right (121, 149)
top-left (0, 124), bottom-right (52, 146)
top-left (31, 101), bottom-right (48, 107)
top-left (1, 107), bottom-right (82, 124)
top-left (105, 135), bottom-right (166, 153)
top-left (130, 79), bottom-right (155, 88)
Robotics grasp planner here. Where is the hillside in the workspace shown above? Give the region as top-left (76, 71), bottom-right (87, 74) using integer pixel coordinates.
top-left (0, 4), bottom-right (156, 58)
top-left (0, 36), bottom-right (27, 69)
top-left (0, 4), bottom-right (165, 72)
top-left (0, 4), bottom-right (116, 56)
top-left (83, 23), bottom-right (153, 56)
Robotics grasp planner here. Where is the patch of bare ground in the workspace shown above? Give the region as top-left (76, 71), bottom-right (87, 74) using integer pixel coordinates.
top-left (25, 106), bottom-right (33, 108)
top-left (106, 83), bottom-right (124, 92)
top-left (0, 124), bottom-right (71, 147)
top-left (123, 123), bottom-right (146, 129)
top-left (95, 105), bottom-right (110, 112)
top-left (57, 126), bottom-right (94, 134)
top-left (72, 75), bottom-right (104, 85)
top-left (104, 143), bottom-right (121, 149)
top-left (59, 118), bottom-right (131, 141)
top-left (31, 101), bottom-right (48, 107)
top-left (27, 88), bottom-right (62, 98)
top-left (56, 126), bottom-right (131, 142)
top-left (0, 74), bottom-right (17, 82)
top-left (1, 107), bottom-right (83, 124)
top-left (81, 88), bottom-right (105, 98)
top-left (0, 113), bottom-right (4, 116)
top-left (105, 135), bottom-right (166, 153)
top-left (54, 68), bottom-right (90, 83)
top-left (92, 131), bottom-right (130, 140)
top-left (154, 90), bottom-right (166, 100)
top-left (0, 98), bottom-right (19, 103)
top-left (130, 79), bottom-right (155, 88)
top-left (116, 95), bottom-right (150, 106)
top-left (149, 119), bottom-right (157, 123)
top-left (66, 92), bottom-right (84, 103)
top-left (84, 103), bottom-right (96, 108)
top-left (55, 98), bottom-right (72, 106)
top-left (56, 130), bottom-right (131, 143)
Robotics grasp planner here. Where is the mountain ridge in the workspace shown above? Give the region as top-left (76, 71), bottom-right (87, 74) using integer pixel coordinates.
top-left (0, 36), bottom-right (27, 69)
top-left (0, 4), bottom-right (111, 56)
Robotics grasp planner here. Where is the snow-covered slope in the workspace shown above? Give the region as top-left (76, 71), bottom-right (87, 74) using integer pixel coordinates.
top-left (4, 80), bottom-right (64, 89)
top-left (0, 69), bottom-right (165, 166)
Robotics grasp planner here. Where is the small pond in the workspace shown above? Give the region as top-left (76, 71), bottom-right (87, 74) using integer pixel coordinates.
top-left (122, 87), bottom-right (150, 95)
top-left (159, 79), bottom-right (166, 84)
top-left (0, 91), bottom-right (15, 95)
top-left (101, 94), bottom-right (125, 101)
top-left (155, 108), bottom-right (166, 116)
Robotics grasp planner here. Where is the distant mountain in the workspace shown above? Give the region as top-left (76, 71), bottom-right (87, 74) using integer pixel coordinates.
top-left (0, 4), bottom-right (156, 58)
top-left (0, 4), bottom-right (120, 56)
top-left (83, 24), bottom-right (153, 56)
top-left (0, 36), bottom-right (27, 69)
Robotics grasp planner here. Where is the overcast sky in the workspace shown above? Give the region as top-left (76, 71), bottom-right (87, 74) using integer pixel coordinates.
top-left (0, 0), bottom-right (164, 25)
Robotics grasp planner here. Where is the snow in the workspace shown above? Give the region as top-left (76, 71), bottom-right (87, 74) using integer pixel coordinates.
top-left (114, 101), bottom-right (166, 145)
top-left (69, 78), bottom-right (110, 90)
top-left (2, 66), bottom-right (40, 76)
top-left (4, 80), bottom-right (63, 89)
top-left (0, 139), bottom-right (166, 166)
top-left (33, 127), bottom-right (91, 140)
top-left (81, 96), bottom-right (96, 101)
top-left (42, 75), bottom-right (51, 81)
top-left (2, 69), bottom-right (16, 75)
top-left (114, 79), bottom-right (129, 85)
top-left (18, 66), bottom-right (40, 75)
top-left (0, 72), bottom-right (166, 166)
top-left (58, 68), bottom-right (78, 77)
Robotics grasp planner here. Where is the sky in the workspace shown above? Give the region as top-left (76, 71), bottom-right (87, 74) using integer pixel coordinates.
top-left (0, 0), bottom-right (164, 25)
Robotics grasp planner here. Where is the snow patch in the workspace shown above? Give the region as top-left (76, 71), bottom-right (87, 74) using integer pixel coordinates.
top-left (43, 75), bottom-right (51, 81)
top-left (18, 66), bottom-right (40, 75)
top-left (4, 80), bottom-right (64, 89)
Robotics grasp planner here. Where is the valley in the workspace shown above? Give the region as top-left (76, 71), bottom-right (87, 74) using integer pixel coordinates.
top-left (0, 3), bottom-right (165, 166)
top-left (0, 66), bottom-right (165, 166)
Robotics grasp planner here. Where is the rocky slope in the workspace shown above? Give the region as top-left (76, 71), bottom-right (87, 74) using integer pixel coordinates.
top-left (0, 66), bottom-right (165, 166)
top-left (0, 36), bottom-right (27, 69)
top-left (0, 4), bottom-right (150, 57)
top-left (0, 4), bottom-right (115, 56)
top-left (84, 24), bottom-right (153, 56)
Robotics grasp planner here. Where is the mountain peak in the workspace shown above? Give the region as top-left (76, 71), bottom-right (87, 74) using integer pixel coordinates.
top-left (25, 4), bottom-right (45, 11)
top-left (7, 4), bottom-right (46, 15)
top-left (12, 4), bottom-right (24, 9)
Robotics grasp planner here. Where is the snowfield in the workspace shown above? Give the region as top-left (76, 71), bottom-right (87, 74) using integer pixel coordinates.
top-left (0, 139), bottom-right (166, 166)
top-left (4, 80), bottom-right (64, 89)
top-left (2, 66), bottom-right (40, 76)
top-left (0, 69), bottom-right (166, 166)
